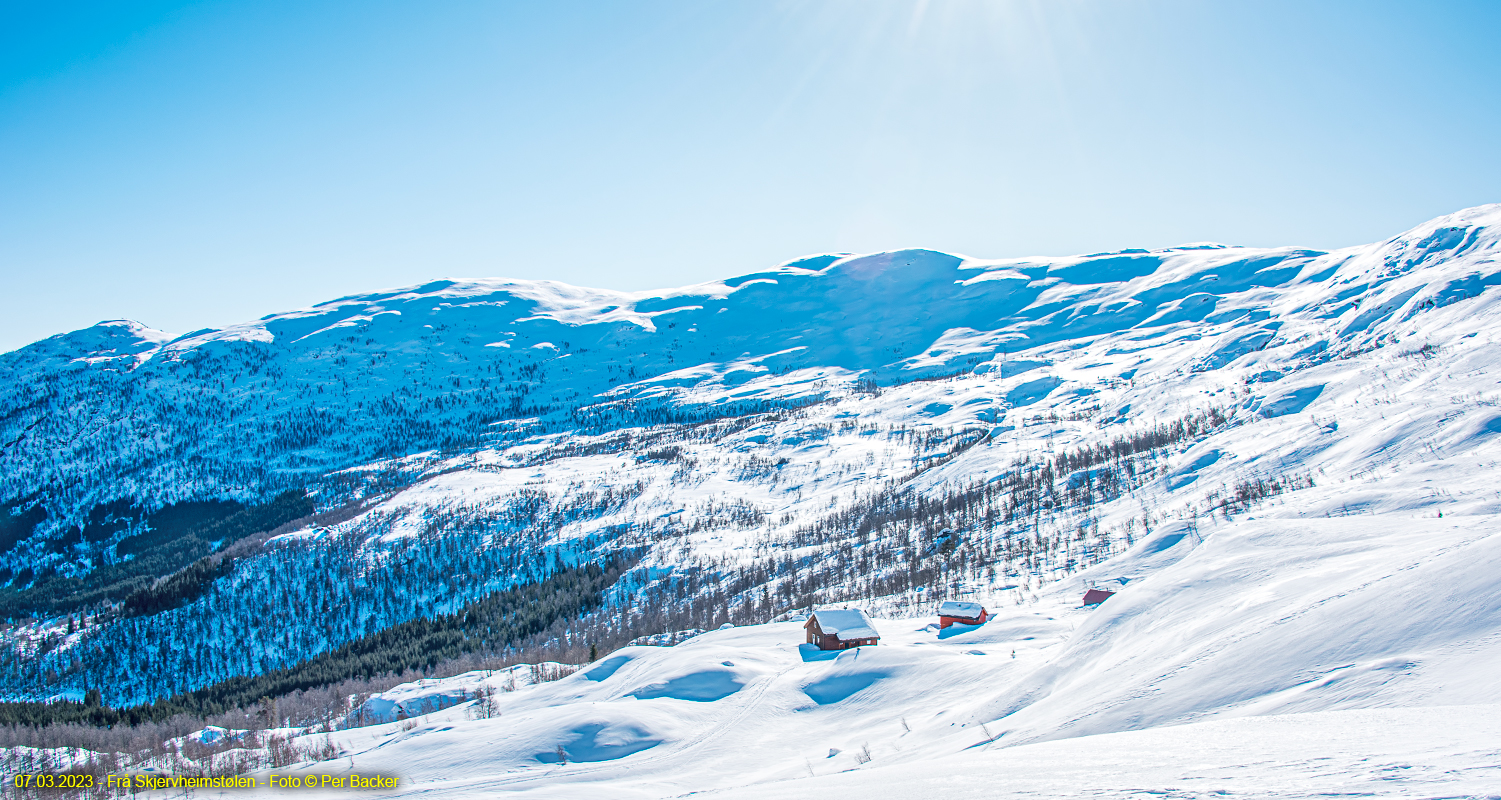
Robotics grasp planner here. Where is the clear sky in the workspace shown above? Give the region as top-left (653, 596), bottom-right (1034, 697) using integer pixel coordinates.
top-left (2, 0), bottom-right (1499, 353)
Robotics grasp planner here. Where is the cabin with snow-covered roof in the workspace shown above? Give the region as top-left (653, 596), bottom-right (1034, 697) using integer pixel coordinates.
top-left (804, 608), bottom-right (880, 650)
top-left (937, 600), bottom-right (989, 629)
top-left (1083, 588), bottom-right (1116, 606)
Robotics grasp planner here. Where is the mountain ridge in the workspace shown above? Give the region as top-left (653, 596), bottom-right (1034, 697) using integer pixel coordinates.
top-left (6, 205), bottom-right (1497, 515)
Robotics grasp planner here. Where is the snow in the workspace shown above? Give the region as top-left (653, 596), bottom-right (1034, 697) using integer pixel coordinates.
top-left (160, 504), bottom-right (1498, 797)
top-left (708, 705), bottom-right (1501, 799)
top-left (808, 608), bottom-right (879, 641)
top-left (936, 600), bottom-right (985, 618)
top-left (204, 505), bottom-right (1501, 797)
top-left (346, 664), bottom-right (569, 724)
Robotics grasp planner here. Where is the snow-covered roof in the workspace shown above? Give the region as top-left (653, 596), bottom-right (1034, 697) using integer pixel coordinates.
top-left (809, 608), bottom-right (880, 640)
top-left (938, 601), bottom-right (986, 618)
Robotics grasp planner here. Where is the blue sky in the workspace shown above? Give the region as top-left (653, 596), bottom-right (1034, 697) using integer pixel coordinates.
top-left (2, 0), bottom-right (1499, 352)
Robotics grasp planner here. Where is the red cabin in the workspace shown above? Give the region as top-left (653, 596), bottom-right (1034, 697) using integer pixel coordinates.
top-left (937, 600), bottom-right (989, 629)
top-left (804, 609), bottom-right (880, 650)
top-left (1083, 588), bottom-right (1115, 606)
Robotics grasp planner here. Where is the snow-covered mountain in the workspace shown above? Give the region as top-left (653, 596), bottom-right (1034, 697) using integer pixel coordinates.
top-left (3, 204), bottom-right (1501, 796)
top-left (6, 206), bottom-right (1496, 541)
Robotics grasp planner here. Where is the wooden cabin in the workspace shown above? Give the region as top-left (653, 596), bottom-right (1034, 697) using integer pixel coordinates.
top-left (1083, 588), bottom-right (1116, 606)
top-left (804, 608), bottom-right (880, 650)
top-left (937, 600), bottom-right (989, 629)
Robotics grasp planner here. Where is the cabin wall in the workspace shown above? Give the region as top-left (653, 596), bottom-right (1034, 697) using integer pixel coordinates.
top-left (938, 612), bottom-right (987, 629)
top-left (813, 632), bottom-right (879, 650)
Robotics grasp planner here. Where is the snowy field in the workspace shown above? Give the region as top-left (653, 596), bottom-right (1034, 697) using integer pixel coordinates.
top-left (179, 508), bottom-right (1501, 798)
top-left (709, 705), bottom-right (1501, 800)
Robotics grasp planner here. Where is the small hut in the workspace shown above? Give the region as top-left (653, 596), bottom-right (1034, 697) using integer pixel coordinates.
top-left (804, 609), bottom-right (880, 650)
top-left (937, 600), bottom-right (989, 629)
top-left (1083, 588), bottom-right (1116, 606)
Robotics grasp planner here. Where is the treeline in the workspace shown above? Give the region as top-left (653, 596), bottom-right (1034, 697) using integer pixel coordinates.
top-left (1, 508), bottom-right (561, 705)
top-left (0, 491), bottom-right (313, 620)
top-left (727, 408), bottom-right (1246, 617)
top-left (118, 491), bottom-right (318, 617)
top-left (1053, 407), bottom-right (1229, 474)
top-left (1208, 474), bottom-right (1315, 515)
top-left (179, 552), bottom-right (636, 718)
top-left (0, 553), bottom-right (637, 729)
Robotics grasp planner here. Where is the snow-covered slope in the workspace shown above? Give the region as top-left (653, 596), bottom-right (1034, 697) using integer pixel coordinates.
top-left (4, 205), bottom-right (1501, 795)
top-left (258, 504), bottom-right (1501, 797)
top-left (5, 204), bottom-right (1497, 530)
